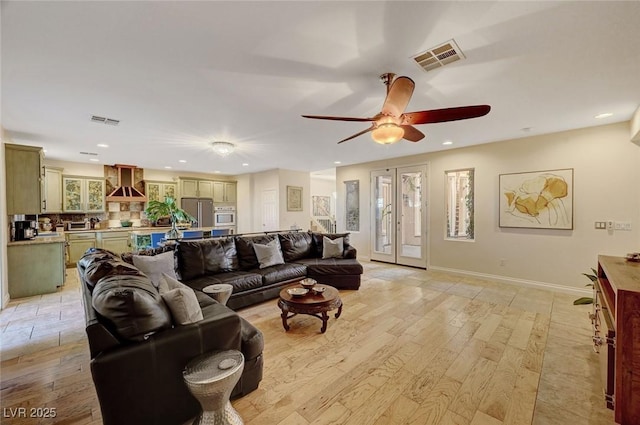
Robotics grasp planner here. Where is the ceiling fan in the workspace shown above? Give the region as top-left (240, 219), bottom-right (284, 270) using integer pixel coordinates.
top-left (302, 73), bottom-right (491, 145)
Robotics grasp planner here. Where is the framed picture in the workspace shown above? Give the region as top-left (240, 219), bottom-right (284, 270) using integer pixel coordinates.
top-left (312, 196), bottom-right (331, 216)
top-left (499, 168), bottom-right (573, 229)
top-left (287, 186), bottom-right (303, 211)
top-left (345, 180), bottom-right (360, 231)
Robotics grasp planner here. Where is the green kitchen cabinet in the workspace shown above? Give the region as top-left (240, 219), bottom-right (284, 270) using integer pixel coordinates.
top-left (4, 143), bottom-right (43, 215)
top-left (63, 176), bottom-right (105, 212)
top-left (145, 181), bottom-right (177, 203)
top-left (179, 178), bottom-right (213, 198)
top-left (8, 241), bottom-right (66, 298)
top-left (66, 232), bottom-right (97, 266)
top-left (98, 231), bottom-right (131, 255)
top-left (43, 167), bottom-right (64, 213)
top-left (213, 181), bottom-right (237, 203)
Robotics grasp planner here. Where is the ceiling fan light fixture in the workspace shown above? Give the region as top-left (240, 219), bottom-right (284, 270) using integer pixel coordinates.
top-left (211, 141), bottom-right (235, 157)
top-left (372, 123), bottom-right (404, 145)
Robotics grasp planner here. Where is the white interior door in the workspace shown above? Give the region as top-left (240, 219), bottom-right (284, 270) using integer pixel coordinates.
top-left (261, 189), bottom-right (278, 231)
top-left (370, 166), bottom-right (427, 268)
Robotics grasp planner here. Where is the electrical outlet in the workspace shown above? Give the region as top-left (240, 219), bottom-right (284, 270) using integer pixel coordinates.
top-left (595, 221), bottom-right (607, 229)
top-left (617, 221), bottom-right (632, 231)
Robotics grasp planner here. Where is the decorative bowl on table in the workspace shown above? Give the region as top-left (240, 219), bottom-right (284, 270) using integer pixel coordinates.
top-left (300, 278), bottom-right (317, 290)
top-left (311, 286), bottom-right (326, 295)
top-left (626, 252), bottom-right (640, 262)
top-left (287, 287), bottom-right (309, 297)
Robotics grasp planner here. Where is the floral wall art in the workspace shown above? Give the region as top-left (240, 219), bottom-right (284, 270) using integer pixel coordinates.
top-left (499, 168), bottom-right (573, 229)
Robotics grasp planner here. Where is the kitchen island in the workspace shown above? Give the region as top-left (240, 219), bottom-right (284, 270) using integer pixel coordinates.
top-left (7, 234), bottom-right (66, 298)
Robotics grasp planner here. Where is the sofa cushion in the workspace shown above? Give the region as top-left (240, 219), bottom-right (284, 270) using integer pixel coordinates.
top-left (159, 273), bottom-right (204, 325)
top-left (294, 257), bottom-right (363, 276)
top-left (184, 271), bottom-right (263, 294)
top-left (253, 238), bottom-right (285, 269)
top-left (311, 232), bottom-right (350, 258)
top-left (278, 232), bottom-right (313, 262)
top-left (322, 236), bottom-right (344, 259)
top-left (235, 234), bottom-right (276, 270)
top-left (177, 238), bottom-right (238, 281)
top-left (251, 263), bottom-right (307, 286)
top-left (91, 274), bottom-right (173, 341)
top-left (133, 251), bottom-right (178, 288)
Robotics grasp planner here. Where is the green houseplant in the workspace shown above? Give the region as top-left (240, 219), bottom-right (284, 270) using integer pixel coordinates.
top-left (573, 268), bottom-right (598, 305)
top-left (144, 197), bottom-right (195, 239)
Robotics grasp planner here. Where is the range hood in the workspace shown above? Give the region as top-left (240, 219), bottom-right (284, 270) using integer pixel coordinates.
top-left (106, 164), bottom-right (147, 202)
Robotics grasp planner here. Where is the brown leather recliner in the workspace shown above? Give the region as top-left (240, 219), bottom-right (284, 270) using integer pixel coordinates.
top-left (78, 249), bottom-right (263, 425)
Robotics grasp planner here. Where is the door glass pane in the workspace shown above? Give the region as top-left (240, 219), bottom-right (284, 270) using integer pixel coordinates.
top-left (373, 175), bottom-right (393, 254)
top-left (399, 171), bottom-right (422, 258)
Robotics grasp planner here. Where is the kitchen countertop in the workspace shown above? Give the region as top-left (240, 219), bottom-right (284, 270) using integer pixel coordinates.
top-left (64, 226), bottom-right (171, 234)
top-left (7, 234), bottom-right (66, 246)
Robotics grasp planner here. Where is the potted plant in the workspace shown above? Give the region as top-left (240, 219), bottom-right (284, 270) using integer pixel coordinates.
top-left (573, 268), bottom-right (598, 305)
top-left (144, 197), bottom-right (196, 239)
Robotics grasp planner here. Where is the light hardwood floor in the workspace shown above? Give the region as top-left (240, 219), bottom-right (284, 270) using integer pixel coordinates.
top-left (0, 261), bottom-right (615, 425)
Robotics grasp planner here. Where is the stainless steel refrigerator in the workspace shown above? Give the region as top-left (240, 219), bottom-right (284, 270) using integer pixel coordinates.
top-left (181, 198), bottom-right (214, 228)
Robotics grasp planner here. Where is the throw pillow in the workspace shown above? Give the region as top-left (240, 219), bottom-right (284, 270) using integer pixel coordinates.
top-left (159, 273), bottom-right (204, 325)
top-left (132, 251), bottom-right (177, 289)
top-left (253, 238), bottom-right (285, 269)
top-left (161, 288), bottom-right (204, 325)
top-left (322, 236), bottom-right (344, 259)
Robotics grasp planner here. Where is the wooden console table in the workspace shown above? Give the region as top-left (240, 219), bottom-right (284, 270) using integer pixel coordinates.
top-left (594, 255), bottom-right (640, 425)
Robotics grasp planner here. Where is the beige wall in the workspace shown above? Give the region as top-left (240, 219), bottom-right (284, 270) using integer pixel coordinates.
top-left (336, 121), bottom-right (640, 291)
top-left (310, 176), bottom-right (336, 217)
top-left (278, 169), bottom-right (310, 231)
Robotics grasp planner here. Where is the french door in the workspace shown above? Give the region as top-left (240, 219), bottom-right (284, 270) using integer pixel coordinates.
top-left (370, 165), bottom-right (427, 268)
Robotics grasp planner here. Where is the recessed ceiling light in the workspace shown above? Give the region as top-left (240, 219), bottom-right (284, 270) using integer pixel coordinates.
top-left (242, 163), bottom-right (249, 167)
top-left (178, 160), bottom-right (187, 163)
top-left (442, 141), bottom-right (453, 145)
top-left (43, 149), bottom-right (48, 153)
top-left (89, 158), bottom-right (100, 162)
top-left (595, 113), bottom-right (613, 119)
top-left (97, 144), bottom-right (109, 148)
top-left (214, 170), bottom-right (221, 174)
top-left (164, 166), bottom-right (172, 169)
top-left (334, 161), bottom-right (342, 164)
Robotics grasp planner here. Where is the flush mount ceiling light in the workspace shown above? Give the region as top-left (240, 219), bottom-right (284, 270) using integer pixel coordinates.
top-left (595, 113), bottom-right (613, 119)
top-left (211, 141), bottom-right (235, 157)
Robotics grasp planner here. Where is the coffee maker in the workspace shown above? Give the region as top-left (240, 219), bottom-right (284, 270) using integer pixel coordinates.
top-left (11, 220), bottom-right (38, 241)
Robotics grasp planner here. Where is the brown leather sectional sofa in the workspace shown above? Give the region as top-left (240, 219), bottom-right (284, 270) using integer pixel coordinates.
top-left (78, 231), bottom-right (361, 425)
top-left (177, 231), bottom-right (363, 310)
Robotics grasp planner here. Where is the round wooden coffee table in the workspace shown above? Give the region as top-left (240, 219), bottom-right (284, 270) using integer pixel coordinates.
top-left (278, 285), bottom-right (342, 333)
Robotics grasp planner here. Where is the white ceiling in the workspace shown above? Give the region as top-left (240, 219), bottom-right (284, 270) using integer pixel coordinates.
top-left (2, 1), bottom-right (639, 176)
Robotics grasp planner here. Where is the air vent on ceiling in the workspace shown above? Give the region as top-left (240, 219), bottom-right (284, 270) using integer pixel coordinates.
top-left (91, 115), bottom-right (120, 126)
top-left (79, 151), bottom-right (99, 156)
top-left (412, 39), bottom-right (465, 72)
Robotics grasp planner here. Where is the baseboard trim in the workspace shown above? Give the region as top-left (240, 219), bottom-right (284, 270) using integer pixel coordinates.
top-left (428, 265), bottom-right (591, 296)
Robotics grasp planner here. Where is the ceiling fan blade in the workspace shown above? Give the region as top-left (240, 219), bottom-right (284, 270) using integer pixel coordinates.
top-left (301, 114), bottom-right (374, 122)
top-left (402, 105), bottom-right (491, 125)
top-left (400, 125), bottom-right (425, 142)
top-left (337, 125), bottom-right (375, 144)
top-left (381, 76), bottom-right (415, 117)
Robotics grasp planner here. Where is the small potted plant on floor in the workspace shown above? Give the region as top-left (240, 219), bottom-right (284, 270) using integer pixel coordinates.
top-left (573, 268), bottom-right (598, 305)
top-left (144, 197), bottom-right (196, 240)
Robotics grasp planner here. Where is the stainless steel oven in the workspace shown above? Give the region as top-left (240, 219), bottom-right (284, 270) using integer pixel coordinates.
top-left (214, 206), bottom-right (236, 227)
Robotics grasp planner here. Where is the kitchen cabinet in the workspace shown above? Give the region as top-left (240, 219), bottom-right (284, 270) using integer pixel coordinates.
top-left (213, 181), bottom-right (237, 203)
top-left (98, 231), bottom-right (131, 255)
top-left (8, 241), bottom-right (66, 298)
top-left (4, 143), bottom-right (43, 215)
top-left (66, 232), bottom-right (97, 266)
top-left (63, 176), bottom-right (106, 212)
top-left (43, 167), bottom-right (63, 213)
top-left (179, 178), bottom-right (214, 198)
top-left (145, 181), bottom-right (177, 203)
